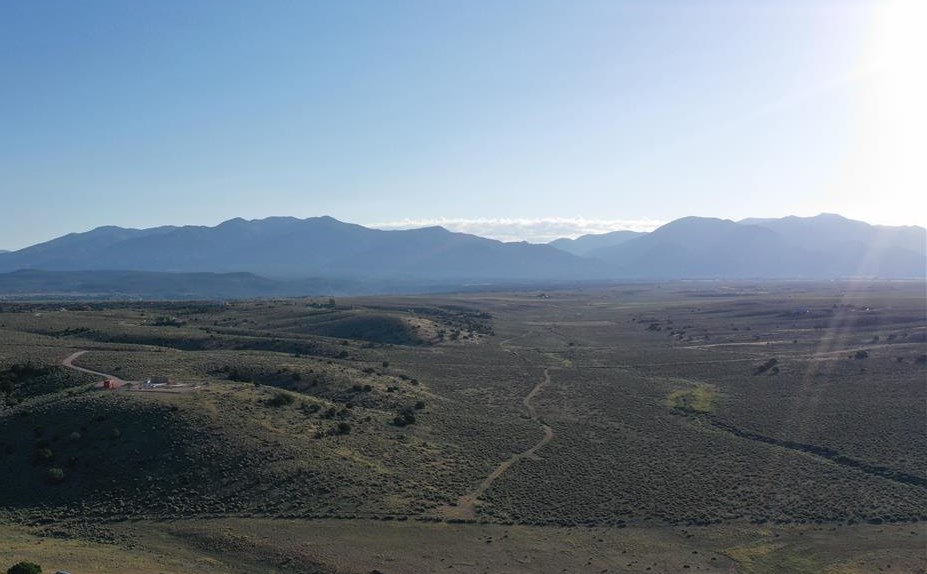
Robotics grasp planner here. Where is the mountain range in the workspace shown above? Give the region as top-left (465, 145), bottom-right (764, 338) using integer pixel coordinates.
top-left (0, 213), bottom-right (922, 298)
top-left (0, 216), bottom-right (595, 281)
top-left (585, 214), bottom-right (925, 279)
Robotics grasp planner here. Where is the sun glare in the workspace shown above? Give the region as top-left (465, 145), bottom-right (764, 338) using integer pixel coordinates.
top-left (866, 0), bottom-right (927, 220)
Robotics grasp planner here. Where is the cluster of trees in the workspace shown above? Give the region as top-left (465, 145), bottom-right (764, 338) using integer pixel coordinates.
top-left (1, 363), bottom-right (51, 396)
top-left (1, 363), bottom-right (81, 405)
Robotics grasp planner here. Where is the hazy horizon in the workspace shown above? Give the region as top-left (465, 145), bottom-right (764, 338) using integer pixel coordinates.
top-left (2, 0), bottom-right (925, 250)
top-left (3, 210), bottom-right (927, 253)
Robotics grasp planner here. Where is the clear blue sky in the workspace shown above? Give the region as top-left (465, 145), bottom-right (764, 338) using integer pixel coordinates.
top-left (1, 0), bottom-right (923, 249)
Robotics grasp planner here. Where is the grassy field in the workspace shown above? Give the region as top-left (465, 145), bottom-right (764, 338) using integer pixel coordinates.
top-left (1, 282), bottom-right (925, 572)
top-left (2, 519), bottom-right (923, 574)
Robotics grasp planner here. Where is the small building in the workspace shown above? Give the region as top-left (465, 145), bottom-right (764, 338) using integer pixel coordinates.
top-left (102, 379), bottom-right (118, 390)
top-left (145, 376), bottom-right (172, 388)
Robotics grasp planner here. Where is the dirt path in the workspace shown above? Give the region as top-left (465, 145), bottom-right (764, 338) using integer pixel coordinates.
top-left (62, 350), bottom-right (196, 393)
top-left (441, 367), bottom-right (554, 520)
top-left (61, 351), bottom-right (129, 388)
top-left (61, 350), bottom-right (125, 383)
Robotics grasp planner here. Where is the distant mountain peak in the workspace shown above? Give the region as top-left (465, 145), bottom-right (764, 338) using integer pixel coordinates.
top-left (411, 225), bottom-right (452, 233)
top-left (0, 213), bottom-right (922, 287)
top-left (663, 215), bottom-right (734, 226)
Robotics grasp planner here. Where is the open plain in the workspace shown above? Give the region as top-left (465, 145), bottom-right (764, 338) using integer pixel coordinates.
top-left (1, 281), bottom-right (925, 573)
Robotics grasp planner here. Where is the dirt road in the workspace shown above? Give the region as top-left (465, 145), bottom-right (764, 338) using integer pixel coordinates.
top-left (441, 367), bottom-right (554, 520)
top-left (61, 350), bottom-right (124, 383)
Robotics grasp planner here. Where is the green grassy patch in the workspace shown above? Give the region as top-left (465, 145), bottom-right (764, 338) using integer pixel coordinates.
top-left (666, 383), bottom-right (715, 413)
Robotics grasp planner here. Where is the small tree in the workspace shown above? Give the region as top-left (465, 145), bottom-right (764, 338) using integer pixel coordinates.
top-left (393, 408), bottom-right (416, 427)
top-left (7, 561), bottom-right (42, 574)
top-left (46, 467), bottom-right (65, 484)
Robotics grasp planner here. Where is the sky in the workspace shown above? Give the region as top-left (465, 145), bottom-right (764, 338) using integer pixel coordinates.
top-left (1, 0), bottom-right (924, 249)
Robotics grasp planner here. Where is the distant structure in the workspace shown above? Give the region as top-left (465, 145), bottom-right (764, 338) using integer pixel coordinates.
top-left (102, 379), bottom-right (118, 390)
top-left (145, 376), bottom-right (172, 388)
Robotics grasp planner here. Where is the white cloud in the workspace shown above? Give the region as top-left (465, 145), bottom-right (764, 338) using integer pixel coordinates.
top-left (365, 217), bottom-right (664, 243)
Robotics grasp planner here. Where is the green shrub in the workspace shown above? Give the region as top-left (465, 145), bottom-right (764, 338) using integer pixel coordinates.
top-left (46, 467), bottom-right (65, 484)
top-left (267, 392), bottom-right (295, 407)
top-left (393, 408), bottom-right (416, 427)
top-left (7, 562), bottom-right (42, 574)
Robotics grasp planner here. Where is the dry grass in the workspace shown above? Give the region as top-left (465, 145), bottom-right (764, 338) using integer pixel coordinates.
top-left (1, 282), bottom-right (925, 571)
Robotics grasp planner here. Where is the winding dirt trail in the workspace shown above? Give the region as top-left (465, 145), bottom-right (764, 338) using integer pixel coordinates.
top-left (61, 350), bottom-right (135, 389)
top-left (441, 367), bottom-right (554, 520)
top-left (62, 350), bottom-right (123, 381)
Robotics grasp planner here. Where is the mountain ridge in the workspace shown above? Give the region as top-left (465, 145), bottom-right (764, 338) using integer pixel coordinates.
top-left (589, 214), bottom-right (924, 279)
top-left (548, 230), bottom-right (644, 256)
top-left (0, 214), bottom-right (923, 295)
top-left (0, 216), bottom-right (600, 281)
